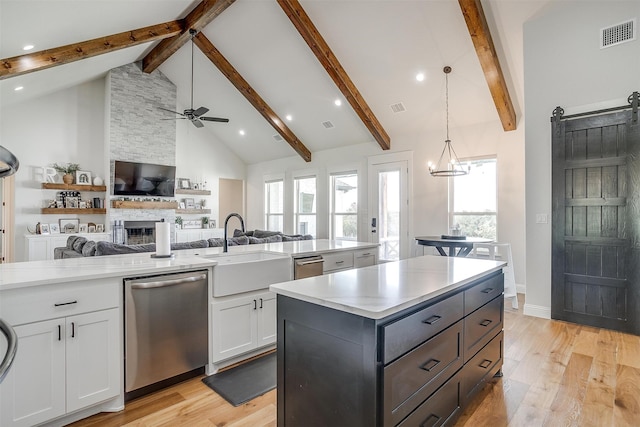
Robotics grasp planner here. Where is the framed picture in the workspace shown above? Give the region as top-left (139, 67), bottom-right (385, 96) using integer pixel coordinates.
top-left (88, 225), bottom-right (96, 233)
top-left (178, 178), bottom-right (191, 190)
top-left (79, 200), bottom-right (87, 209)
top-left (59, 218), bottom-right (79, 234)
top-left (40, 223), bottom-right (50, 235)
top-left (179, 202), bottom-right (186, 209)
top-left (96, 224), bottom-right (104, 233)
top-left (79, 223), bottom-right (88, 233)
top-left (49, 223), bottom-right (60, 234)
top-left (209, 220), bottom-right (216, 228)
top-left (184, 198), bottom-right (195, 209)
top-left (65, 197), bottom-right (79, 208)
top-left (76, 170), bottom-right (92, 185)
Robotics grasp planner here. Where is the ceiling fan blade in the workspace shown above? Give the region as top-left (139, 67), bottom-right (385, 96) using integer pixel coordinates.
top-left (158, 107), bottom-right (185, 117)
top-left (193, 106), bottom-right (209, 117)
top-left (192, 119), bottom-right (205, 128)
top-left (200, 116), bottom-right (230, 123)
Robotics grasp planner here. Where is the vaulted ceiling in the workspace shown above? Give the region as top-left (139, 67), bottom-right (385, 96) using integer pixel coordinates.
top-left (0, 0), bottom-right (549, 165)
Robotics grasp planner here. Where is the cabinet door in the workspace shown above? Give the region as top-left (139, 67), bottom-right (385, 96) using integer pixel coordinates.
top-left (211, 295), bottom-right (257, 362)
top-left (0, 319), bottom-right (65, 427)
top-left (26, 238), bottom-right (49, 261)
top-left (353, 248), bottom-right (377, 268)
top-left (256, 291), bottom-right (277, 347)
top-left (66, 309), bottom-right (120, 413)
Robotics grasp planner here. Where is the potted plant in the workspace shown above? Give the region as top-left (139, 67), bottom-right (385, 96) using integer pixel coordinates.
top-left (51, 162), bottom-right (80, 184)
top-left (175, 216), bottom-right (183, 229)
top-left (201, 216), bottom-right (209, 229)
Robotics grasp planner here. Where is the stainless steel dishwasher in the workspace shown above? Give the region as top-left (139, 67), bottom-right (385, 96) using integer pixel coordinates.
top-left (124, 270), bottom-right (208, 399)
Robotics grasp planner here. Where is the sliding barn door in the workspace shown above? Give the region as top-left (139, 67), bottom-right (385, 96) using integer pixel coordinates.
top-left (552, 105), bottom-right (640, 335)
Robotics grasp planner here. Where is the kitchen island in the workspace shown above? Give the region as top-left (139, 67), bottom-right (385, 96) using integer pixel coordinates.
top-left (270, 255), bottom-right (506, 427)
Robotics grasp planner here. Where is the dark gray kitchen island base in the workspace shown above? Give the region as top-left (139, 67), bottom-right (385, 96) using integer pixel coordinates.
top-left (276, 270), bottom-right (504, 427)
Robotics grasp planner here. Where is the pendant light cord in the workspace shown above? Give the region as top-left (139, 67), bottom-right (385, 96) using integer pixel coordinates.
top-left (445, 71), bottom-right (449, 141)
top-left (190, 31), bottom-right (194, 110)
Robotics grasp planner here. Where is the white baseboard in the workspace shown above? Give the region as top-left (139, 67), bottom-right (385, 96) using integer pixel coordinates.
top-left (516, 283), bottom-right (526, 294)
top-left (523, 303), bottom-right (551, 319)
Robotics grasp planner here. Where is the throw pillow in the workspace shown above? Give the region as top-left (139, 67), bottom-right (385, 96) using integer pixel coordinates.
top-left (253, 229), bottom-right (283, 238)
top-left (81, 240), bottom-right (97, 256)
top-left (208, 238), bottom-right (224, 247)
top-left (72, 236), bottom-right (88, 253)
top-left (95, 241), bottom-right (156, 256)
top-left (248, 235), bottom-right (283, 244)
top-left (227, 236), bottom-right (249, 246)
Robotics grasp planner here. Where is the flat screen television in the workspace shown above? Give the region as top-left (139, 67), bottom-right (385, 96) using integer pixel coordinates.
top-left (113, 160), bottom-right (176, 197)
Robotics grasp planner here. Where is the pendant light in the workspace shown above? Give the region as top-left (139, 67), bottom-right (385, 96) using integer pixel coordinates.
top-left (428, 66), bottom-right (468, 177)
top-left (0, 146), bottom-right (19, 178)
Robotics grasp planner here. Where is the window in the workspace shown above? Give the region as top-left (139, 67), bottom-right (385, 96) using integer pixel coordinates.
top-left (264, 179), bottom-right (284, 232)
top-left (330, 172), bottom-right (358, 240)
top-left (294, 175), bottom-right (316, 236)
top-left (449, 157), bottom-right (497, 240)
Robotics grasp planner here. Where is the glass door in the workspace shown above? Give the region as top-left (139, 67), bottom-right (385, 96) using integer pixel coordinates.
top-left (368, 157), bottom-right (410, 262)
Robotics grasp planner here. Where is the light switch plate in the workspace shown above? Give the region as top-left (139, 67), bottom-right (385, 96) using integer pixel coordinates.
top-left (536, 213), bottom-right (548, 224)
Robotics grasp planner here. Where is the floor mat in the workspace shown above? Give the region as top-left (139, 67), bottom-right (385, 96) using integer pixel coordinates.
top-left (202, 352), bottom-right (276, 406)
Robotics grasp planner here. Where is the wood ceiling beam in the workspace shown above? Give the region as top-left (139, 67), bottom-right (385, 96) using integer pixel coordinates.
top-left (458, 0), bottom-right (516, 131)
top-left (277, 0), bottom-right (390, 151)
top-left (142, 0), bottom-right (236, 73)
top-left (0, 21), bottom-right (183, 80)
top-left (194, 32), bottom-right (312, 162)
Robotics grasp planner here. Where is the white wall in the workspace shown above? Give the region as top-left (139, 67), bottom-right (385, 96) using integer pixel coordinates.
top-left (246, 117), bottom-right (526, 286)
top-left (523, 1), bottom-right (640, 317)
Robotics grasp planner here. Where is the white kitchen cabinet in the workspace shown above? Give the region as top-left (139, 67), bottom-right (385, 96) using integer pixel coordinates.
top-left (353, 247), bottom-right (377, 268)
top-left (24, 233), bottom-right (111, 261)
top-left (175, 228), bottom-right (223, 243)
top-left (211, 289), bottom-right (276, 363)
top-left (0, 309), bottom-right (119, 427)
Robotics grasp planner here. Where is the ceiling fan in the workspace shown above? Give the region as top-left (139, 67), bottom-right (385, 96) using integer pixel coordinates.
top-left (159, 29), bottom-right (229, 128)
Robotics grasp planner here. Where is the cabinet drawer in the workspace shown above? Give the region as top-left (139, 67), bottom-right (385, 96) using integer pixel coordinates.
top-left (464, 272), bottom-right (504, 315)
top-left (382, 292), bottom-right (463, 364)
top-left (353, 248), bottom-right (376, 268)
top-left (1, 278), bottom-right (119, 326)
top-left (397, 369), bottom-right (463, 427)
top-left (464, 295), bottom-right (503, 362)
top-left (462, 330), bottom-right (504, 404)
top-left (384, 320), bottom-right (463, 427)
top-left (322, 252), bottom-right (354, 273)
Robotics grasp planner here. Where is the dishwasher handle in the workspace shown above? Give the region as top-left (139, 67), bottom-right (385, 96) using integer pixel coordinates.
top-left (130, 273), bottom-right (207, 289)
top-left (0, 318), bottom-right (18, 384)
top-left (295, 256), bottom-right (324, 266)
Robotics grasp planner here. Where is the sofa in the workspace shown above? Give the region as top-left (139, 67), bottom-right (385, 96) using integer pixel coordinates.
top-left (53, 230), bottom-right (313, 259)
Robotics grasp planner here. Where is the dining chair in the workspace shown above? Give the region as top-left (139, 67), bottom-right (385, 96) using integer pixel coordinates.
top-left (470, 242), bottom-right (518, 309)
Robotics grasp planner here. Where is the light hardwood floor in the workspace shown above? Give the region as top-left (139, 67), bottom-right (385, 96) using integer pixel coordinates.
top-left (71, 294), bottom-right (640, 427)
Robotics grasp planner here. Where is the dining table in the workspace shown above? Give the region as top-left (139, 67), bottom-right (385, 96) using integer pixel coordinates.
top-left (414, 235), bottom-right (493, 257)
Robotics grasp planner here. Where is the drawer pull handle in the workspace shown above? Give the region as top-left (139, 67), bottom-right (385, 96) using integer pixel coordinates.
top-left (71, 322), bottom-right (75, 338)
top-left (420, 358), bottom-right (441, 372)
top-left (481, 288), bottom-right (494, 294)
top-left (54, 300), bottom-right (78, 307)
top-left (58, 325), bottom-right (61, 341)
top-left (336, 260), bottom-right (344, 264)
top-left (479, 319), bottom-right (493, 327)
top-left (479, 359), bottom-right (492, 369)
top-left (422, 315), bottom-right (441, 325)
top-left (420, 413), bottom-right (441, 427)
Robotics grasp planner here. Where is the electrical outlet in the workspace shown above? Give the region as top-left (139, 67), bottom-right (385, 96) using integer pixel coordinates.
top-left (536, 213), bottom-right (548, 224)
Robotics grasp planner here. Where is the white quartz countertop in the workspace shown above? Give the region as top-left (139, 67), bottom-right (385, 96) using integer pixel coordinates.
top-left (270, 255), bottom-right (506, 320)
top-left (0, 239), bottom-right (377, 291)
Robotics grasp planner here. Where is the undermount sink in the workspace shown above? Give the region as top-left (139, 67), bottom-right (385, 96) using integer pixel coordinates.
top-left (204, 251), bottom-right (292, 297)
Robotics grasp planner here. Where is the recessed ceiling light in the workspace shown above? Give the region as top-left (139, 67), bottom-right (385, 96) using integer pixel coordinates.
top-left (23, 45), bottom-right (34, 51)
top-left (14, 86), bottom-right (23, 91)
top-left (416, 72), bottom-right (425, 82)
top-left (285, 114), bottom-right (292, 121)
top-left (334, 99), bottom-right (342, 107)
top-left (239, 130), bottom-right (245, 136)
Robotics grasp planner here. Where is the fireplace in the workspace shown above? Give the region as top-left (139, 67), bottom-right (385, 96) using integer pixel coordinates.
top-left (124, 220), bottom-right (159, 245)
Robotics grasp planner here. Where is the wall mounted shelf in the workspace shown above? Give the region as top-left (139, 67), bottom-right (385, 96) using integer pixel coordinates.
top-left (42, 183), bottom-right (107, 192)
top-left (111, 200), bottom-right (179, 210)
top-left (41, 208), bottom-right (107, 215)
top-left (175, 209), bottom-right (212, 215)
top-left (176, 189), bottom-right (211, 196)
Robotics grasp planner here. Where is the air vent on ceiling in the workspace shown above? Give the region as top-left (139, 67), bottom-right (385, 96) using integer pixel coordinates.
top-left (272, 134), bottom-right (284, 142)
top-left (390, 102), bottom-right (406, 113)
top-left (600, 19), bottom-right (636, 49)
top-left (322, 121), bottom-right (334, 129)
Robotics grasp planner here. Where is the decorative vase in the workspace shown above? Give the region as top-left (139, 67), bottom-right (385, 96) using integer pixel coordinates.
top-left (93, 176), bottom-right (104, 186)
top-left (63, 174), bottom-right (74, 184)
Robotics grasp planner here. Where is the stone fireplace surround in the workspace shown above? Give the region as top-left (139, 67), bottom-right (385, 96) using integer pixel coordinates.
top-left (106, 62), bottom-right (177, 242)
